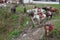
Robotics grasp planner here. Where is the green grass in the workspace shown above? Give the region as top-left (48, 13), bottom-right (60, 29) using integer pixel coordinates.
top-left (8, 13), bottom-right (30, 40)
top-left (0, 4), bottom-right (60, 40)
top-left (16, 5), bottom-right (24, 13)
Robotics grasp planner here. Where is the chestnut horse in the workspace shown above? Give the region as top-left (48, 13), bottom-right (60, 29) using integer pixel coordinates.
top-left (43, 6), bottom-right (59, 16)
top-left (42, 6), bottom-right (58, 13)
top-left (49, 7), bottom-right (58, 13)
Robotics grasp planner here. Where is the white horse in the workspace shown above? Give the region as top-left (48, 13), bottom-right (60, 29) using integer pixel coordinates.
top-left (27, 8), bottom-right (46, 25)
top-left (27, 8), bottom-right (40, 25)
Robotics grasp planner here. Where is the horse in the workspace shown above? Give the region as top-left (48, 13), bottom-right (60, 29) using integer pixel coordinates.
top-left (27, 8), bottom-right (46, 26)
top-left (43, 6), bottom-right (58, 13)
top-left (49, 7), bottom-right (58, 12)
top-left (27, 8), bottom-right (40, 25)
top-left (42, 6), bottom-right (50, 11)
top-left (42, 6), bottom-right (59, 20)
top-left (46, 11), bottom-right (52, 19)
top-left (49, 7), bottom-right (59, 16)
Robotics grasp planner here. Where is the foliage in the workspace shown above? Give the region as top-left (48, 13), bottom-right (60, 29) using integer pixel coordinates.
top-left (50, 29), bottom-right (58, 36)
top-left (16, 5), bottom-right (24, 13)
top-left (8, 29), bottom-right (20, 40)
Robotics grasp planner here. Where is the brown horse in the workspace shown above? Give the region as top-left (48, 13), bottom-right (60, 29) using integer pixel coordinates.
top-left (43, 6), bottom-right (59, 16)
top-left (43, 6), bottom-right (58, 12)
top-left (49, 7), bottom-right (58, 12)
top-left (49, 7), bottom-right (59, 16)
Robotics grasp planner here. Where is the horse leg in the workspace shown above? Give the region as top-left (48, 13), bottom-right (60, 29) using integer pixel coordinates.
top-left (50, 15), bottom-right (52, 19)
top-left (30, 17), bottom-right (36, 27)
top-left (46, 15), bottom-right (49, 20)
top-left (37, 18), bottom-right (40, 25)
top-left (36, 15), bottom-right (41, 25)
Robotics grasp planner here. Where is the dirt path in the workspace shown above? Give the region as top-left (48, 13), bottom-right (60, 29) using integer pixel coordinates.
top-left (12, 27), bottom-right (45, 40)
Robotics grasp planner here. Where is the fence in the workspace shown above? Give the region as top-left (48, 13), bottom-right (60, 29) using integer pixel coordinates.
top-left (32, 1), bottom-right (59, 4)
top-left (23, 0), bottom-right (60, 4)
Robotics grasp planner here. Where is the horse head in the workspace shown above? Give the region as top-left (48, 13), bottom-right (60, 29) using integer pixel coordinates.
top-left (28, 11), bottom-right (34, 17)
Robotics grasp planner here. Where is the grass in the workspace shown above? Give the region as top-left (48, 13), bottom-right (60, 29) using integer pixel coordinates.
top-left (0, 4), bottom-right (60, 40)
top-left (8, 13), bottom-right (30, 40)
top-left (16, 5), bottom-right (24, 13)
